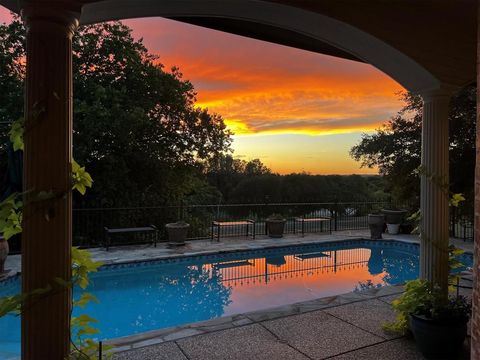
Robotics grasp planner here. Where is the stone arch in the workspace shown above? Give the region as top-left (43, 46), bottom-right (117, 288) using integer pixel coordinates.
top-left (81, 0), bottom-right (442, 93)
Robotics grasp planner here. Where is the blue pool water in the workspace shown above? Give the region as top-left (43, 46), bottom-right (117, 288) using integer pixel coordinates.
top-left (0, 239), bottom-right (473, 358)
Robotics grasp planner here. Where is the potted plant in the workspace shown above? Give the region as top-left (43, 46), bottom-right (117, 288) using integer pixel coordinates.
top-left (381, 208), bottom-right (407, 234)
top-left (367, 213), bottom-right (384, 239)
top-left (165, 220), bottom-right (190, 246)
top-left (384, 245), bottom-right (471, 358)
top-left (384, 279), bottom-right (471, 359)
top-left (266, 214), bottom-right (286, 238)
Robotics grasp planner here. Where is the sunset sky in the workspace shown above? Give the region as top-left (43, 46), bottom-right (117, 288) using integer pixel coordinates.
top-left (1, 9), bottom-right (405, 174)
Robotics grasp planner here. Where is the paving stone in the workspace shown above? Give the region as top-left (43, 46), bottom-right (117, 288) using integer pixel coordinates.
top-left (113, 341), bottom-right (187, 360)
top-left (262, 310), bottom-right (383, 359)
top-left (330, 337), bottom-right (471, 360)
top-left (177, 323), bottom-right (309, 360)
top-left (328, 338), bottom-right (424, 360)
top-left (324, 299), bottom-right (398, 339)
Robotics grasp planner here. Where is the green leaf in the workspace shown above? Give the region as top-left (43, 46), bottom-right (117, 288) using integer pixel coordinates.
top-left (449, 193), bottom-right (465, 208)
top-left (74, 292), bottom-right (99, 308)
top-left (8, 117), bottom-right (24, 152)
top-left (71, 159), bottom-right (93, 195)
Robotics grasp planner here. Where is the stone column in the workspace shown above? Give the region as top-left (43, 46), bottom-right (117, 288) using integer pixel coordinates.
top-left (21, 2), bottom-right (80, 359)
top-left (419, 89), bottom-right (451, 294)
top-left (471, 3), bottom-right (480, 358)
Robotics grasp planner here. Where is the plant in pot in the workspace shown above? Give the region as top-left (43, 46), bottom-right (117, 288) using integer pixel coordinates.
top-left (165, 220), bottom-right (190, 246)
top-left (266, 214), bottom-right (286, 238)
top-left (383, 246), bottom-right (471, 359)
top-left (381, 208), bottom-right (407, 234)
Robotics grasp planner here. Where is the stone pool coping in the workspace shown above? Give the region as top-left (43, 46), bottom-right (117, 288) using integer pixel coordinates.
top-left (2, 231), bottom-right (473, 284)
top-left (107, 284), bottom-right (406, 353)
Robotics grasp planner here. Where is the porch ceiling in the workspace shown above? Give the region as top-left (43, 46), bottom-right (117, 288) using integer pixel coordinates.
top-left (1, 0), bottom-right (476, 90)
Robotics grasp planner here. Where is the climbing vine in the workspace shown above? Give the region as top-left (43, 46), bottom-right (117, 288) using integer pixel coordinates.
top-left (0, 118), bottom-right (107, 359)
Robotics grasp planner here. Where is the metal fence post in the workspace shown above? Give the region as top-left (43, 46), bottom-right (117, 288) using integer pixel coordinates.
top-left (334, 201), bottom-right (338, 232)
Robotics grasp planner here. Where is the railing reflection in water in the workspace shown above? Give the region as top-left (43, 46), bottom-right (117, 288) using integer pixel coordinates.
top-left (207, 247), bottom-right (371, 287)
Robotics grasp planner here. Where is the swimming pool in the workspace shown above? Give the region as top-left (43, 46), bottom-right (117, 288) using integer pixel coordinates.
top-left (0, 239), bottom-right (473, 358)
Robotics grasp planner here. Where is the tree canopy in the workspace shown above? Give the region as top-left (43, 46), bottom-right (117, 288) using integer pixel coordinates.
top-left (350, 87), bottom-right (476, 212)
top-left (0, 19), bottom-right (232, 207)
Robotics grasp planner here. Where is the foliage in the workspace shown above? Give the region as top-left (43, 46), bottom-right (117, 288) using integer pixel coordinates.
top-left (383, 240), bottom-right (470, 335)
top-left (383, 279), bottom-right (471, 335)
top-left (0, 192), bottom-right (22, 239)
top-left (350, 87), bottom-right (476, 208)
top-left (267, 213), bottom-right (286, 221)
top-left (383, 279), bottom-right (435, 334)
top-left (70, 248), bottom-right (109, 359)
top-left (0, 16), bottom-right (25, 179)
top-left (72, 159), bottom-right (93, 195)
top-left (0, 20), bottom-right (232, 208)
top-left (71, 22), bottom-right (231, 207)
top-left (8, 117), bottom-right (23, 151)
top-left (0, 112), bottom-right (102, 357)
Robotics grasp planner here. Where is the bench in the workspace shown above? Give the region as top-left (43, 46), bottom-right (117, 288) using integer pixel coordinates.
top-left (211, 220), bottom-right (255, 242)
top-left (104, 225), bottom-right (158, 251)
top-left (294, 217), bottom-right (332, 237)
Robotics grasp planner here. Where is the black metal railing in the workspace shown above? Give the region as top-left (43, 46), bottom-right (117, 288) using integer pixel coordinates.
top-left (5, 200), bottom-right (472, 253)
top-left (72, 200), bottom-right (409, 247)
top-left (450, 206), bottom-right (474, 241)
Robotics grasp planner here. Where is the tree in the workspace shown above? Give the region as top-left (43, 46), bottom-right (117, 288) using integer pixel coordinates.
top-left (72, 22), bottom-right (232, 207)
top-left (0, 19), bottom-right (232, 207)
top-left (350, 86), bottom-right (476, 211)
top-left (206, 154), bottom-right (272, 202)
top-left (0, 18), bottom-right (25, 198)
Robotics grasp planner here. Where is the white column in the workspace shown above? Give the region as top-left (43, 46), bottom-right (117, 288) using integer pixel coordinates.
top-left (420, 89), bottom-right (451, 294)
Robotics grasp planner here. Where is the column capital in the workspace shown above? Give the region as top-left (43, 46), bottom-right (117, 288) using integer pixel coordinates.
top-left (420, 84), bottom-right (458, 102)
top-left (20, 1), bottom-right (82, 37)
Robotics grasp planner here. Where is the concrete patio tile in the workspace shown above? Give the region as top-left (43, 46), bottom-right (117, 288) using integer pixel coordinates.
top-left (328, 338), bottom-right (424, 360)
top-left (176, 323), bottom-right (309, 360)
top-left (324, 299), bottom-right (398, 339)
top-left (262, 310), bottom-right (383, 359)
top-left (330, 337), bottom-right (471, 360)
top-left (113, 341), bottom-right (187, 360)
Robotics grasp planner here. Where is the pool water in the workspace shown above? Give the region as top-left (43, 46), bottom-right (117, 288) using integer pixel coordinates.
top-left (0, 239), bottom-right (473, 358)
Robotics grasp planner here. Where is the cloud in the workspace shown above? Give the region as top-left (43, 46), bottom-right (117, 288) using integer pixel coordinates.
top-left (122, 17), bottom-right (404, 136)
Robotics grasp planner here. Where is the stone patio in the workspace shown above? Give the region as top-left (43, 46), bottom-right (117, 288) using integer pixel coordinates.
top-left (110, 285), bottom-right (472, 360)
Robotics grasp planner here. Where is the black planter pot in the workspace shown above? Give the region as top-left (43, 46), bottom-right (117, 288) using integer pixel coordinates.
top-left (381, 209), bottom-right (407, 225)
top-left (368, 214), bottom-right (384, 240)
top-left (409, 313), bottom-right (468, 359)
top-left (266, 219), bottom-right (286, 238)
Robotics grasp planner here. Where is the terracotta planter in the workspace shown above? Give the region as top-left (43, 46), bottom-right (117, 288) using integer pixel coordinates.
top-left (165, 222), bottom-right (189, 246)
top-left (266, 219), bottom-right (286, 238)
top-left (0, 237), bottom-right (9, 274)
top-left (368, 214), bottom-right (384, 240)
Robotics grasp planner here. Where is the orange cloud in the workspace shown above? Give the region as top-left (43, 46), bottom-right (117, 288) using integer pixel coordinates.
top-left (123, 17), bottom-right (404, 137)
